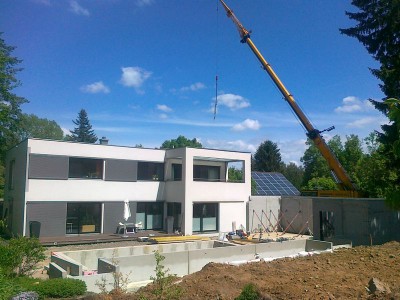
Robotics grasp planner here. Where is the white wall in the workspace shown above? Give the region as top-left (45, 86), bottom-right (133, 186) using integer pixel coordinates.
top-left (27, 139), bottom-right (166, 161)
top-left (26, 180), bottom-right (165, 202)
top-left (219, 202), bottom-right (246, 232)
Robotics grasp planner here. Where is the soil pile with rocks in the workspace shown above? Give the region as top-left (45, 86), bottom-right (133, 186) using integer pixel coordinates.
top-left (133, 241), bottom-right (400, 300)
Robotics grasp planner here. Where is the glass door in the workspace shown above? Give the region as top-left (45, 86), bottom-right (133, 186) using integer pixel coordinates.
top-left (193, 203), bottom-right (218, 232)
top-left (66, 203), bottom-right (102, 234)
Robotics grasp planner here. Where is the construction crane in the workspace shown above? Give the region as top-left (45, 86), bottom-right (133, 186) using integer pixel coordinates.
top-left (219, 0), bottom-right (359, 196)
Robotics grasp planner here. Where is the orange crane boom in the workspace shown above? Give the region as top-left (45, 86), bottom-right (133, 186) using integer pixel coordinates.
top-left (219, 0), bottom-right (357, 192)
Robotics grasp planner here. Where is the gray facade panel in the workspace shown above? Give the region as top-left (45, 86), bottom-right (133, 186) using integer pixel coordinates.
top-left (26, 202), bottom-right (67, 237)
top-left (104, 159), bottom-right (137, 182)
top-left (103, 202), bottom-right (137, 234)
top-left (29, 154), bottom-right (69, 180)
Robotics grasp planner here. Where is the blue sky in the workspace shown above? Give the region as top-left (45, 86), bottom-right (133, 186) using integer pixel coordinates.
top-left (1, 0), bottom-right (386, 164)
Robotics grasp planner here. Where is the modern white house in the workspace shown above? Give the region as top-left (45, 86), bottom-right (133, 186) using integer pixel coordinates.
top-left (3, 138), bottom-right (251, 238)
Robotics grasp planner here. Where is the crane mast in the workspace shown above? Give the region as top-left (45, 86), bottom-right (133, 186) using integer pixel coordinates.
top-left (219, 0), bottom-right (357, 192)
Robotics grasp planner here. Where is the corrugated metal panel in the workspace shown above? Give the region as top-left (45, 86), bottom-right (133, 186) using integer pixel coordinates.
top-left (104, 159), bottom-right (137, 181)
top-left (28, 154), bottom-right (69, 179)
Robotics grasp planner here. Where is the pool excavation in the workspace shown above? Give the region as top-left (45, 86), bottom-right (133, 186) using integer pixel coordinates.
top-left (48, 237), bottom-right (333, 293)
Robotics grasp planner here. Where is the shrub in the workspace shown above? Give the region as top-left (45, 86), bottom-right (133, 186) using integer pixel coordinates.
top-left (150, 250), bottom-right (182, 300)
top-left (0, 219), bottom-right (12, 239)
top-left (235, 283), bottom-right (260, 300)
top-left (0, 272), bottom-right (22, 300)
top-left (33, 278), bottom-right (87, 298)
top-left (0, 236), bottom-right (46, 277)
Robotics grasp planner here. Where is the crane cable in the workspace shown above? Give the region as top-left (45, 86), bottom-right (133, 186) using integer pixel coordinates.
top-left (213, 0), bottom-right (219, 120)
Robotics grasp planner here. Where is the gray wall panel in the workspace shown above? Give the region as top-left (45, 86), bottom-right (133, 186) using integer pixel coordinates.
top-left (29, 154), bottom-right (68, 179)
top-left (103, 202), bottom-right (137, 234)
top-left (26, 202), bottom-right (66, 237)
top-left (104, 159), bottom-right (137, 182)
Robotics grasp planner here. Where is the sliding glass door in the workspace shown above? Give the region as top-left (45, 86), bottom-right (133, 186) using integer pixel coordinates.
top-left (66, 203), bottom-right (102, 234)
top-left (193, 203), bottom-right (218, 232)
top-left (136, 202), bottom-right (164, 230)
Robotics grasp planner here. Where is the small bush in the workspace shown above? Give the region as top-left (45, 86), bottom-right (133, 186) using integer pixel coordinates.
top-left (33, 278), bottom-right (87, 298)
top-left (0, 236), bottom-right (46, 277)
top-left (0, 273), bottom-right (22, 300)
top-left (0, 219), bottom-right (12, 239)
top-left (235, 283), bottom-right (260, 300)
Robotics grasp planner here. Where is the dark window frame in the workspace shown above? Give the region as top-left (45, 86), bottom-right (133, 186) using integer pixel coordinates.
top-left (193, 165), bottom-right (221, 182)
top-left (137, 162), bottom-right (164, 181)
top-left (68, 157), bottom-right (104, 179)
top-left (172, 163), bottom-right (182, 181)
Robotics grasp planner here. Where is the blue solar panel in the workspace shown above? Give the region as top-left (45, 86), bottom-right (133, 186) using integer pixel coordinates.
top-left (251, 172), bottom-right (300, 196)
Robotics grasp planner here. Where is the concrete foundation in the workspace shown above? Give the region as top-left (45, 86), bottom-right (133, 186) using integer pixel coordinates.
top-left (50, 239), bottom-right (331, 293)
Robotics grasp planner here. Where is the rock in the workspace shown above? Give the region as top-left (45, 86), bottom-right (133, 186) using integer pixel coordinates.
top-left (368, 278), bottom-right (391, 294)
top-left (327, 292), bottom-right (336, 299)
top-left (12, 291), bottom-right (39, 300)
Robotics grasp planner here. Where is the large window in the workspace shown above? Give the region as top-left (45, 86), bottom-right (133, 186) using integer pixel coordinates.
top-left (172, 164), bottom-right (182, 181)
top-left (167, 202), bottom-right (182, 231)
top-left (66, 203), bottom-right (102, 234)
top-left (193, 165), bottom-right (220, 182)
top-left (136, 202), bottom-right (164, 230)
top-left (137, 162), bottom-right (164, 181)
top-left (69, 158), bottom-right (103, 179)
top-left (193, 203), bottom-right (218, 232)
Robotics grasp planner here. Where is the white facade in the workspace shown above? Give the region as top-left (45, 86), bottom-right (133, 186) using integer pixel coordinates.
top-left (4, 139), bottom-right (251, 237)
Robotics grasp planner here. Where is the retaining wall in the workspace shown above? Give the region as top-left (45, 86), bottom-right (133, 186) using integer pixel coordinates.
top-left (51, 239), bottom-right (331, 293)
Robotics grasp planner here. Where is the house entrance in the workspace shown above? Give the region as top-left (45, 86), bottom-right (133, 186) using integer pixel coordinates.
top-left (66, 203), bottom-right (101, 234)
top-left (193, 203), bottom-right (218, 232)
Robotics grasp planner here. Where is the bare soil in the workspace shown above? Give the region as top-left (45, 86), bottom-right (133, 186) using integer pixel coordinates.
top-left (38, 241), bottom-right (400, 299)
top-left (133, 241), bottom-right (400, 300)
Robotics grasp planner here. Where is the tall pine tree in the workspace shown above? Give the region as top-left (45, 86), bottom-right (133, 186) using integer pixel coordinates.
top-left (252, 140), bottom-right (282, 172)
top-left (66, 109), bottom-right (98, 143)
top-left (340, 0), bottom-right (400, 207)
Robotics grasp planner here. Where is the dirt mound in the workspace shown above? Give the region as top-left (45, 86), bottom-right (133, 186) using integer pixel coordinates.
top-left (132, 241), bottom-right (400, 300)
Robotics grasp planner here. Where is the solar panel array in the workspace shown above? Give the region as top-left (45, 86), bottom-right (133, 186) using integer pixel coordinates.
top-left (252, 172), bottom-right (300, 196)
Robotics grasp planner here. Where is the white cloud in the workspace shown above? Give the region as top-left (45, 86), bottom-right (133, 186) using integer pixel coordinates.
top-left (277, 139), bottom-right (307, 165)
top-left (215, 93), bottom-right (250, 110)
top-left (69, 0), bottom-right (90, 16)
top-left (135, 0), bottom-right (154, 7)
top-left (159, 113), bottom-right (168, 119)
top-left (204, 139), bottom-right (256, 153)
top-left (180, 82), bottom-right (206, 92)
top-left (157, 104), bottom-right (173, 113)
top-left (347, 117), bottom-right (380, 128)
top-left (120, 67), bottom-right (151, 94)
top-left (335, 96), bottom-right (373, 113)
top-left (80, 81), bottom-right (110, 94)
top-left (232, 119), bottom-right (261, 131)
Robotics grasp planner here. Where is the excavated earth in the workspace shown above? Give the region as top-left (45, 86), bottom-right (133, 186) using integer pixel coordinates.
top-left (129, 241), bottom-right (400, 300)
top-left (41, 241), bottom-right (400, 299)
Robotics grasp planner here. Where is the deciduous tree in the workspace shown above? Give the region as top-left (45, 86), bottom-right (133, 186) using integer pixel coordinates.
top-left (19, 113), bottom-right (64, 140)
top-left (0, 33), bottom-right (28, 198)
top-left (160, 135), bottom-right (202, 149)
